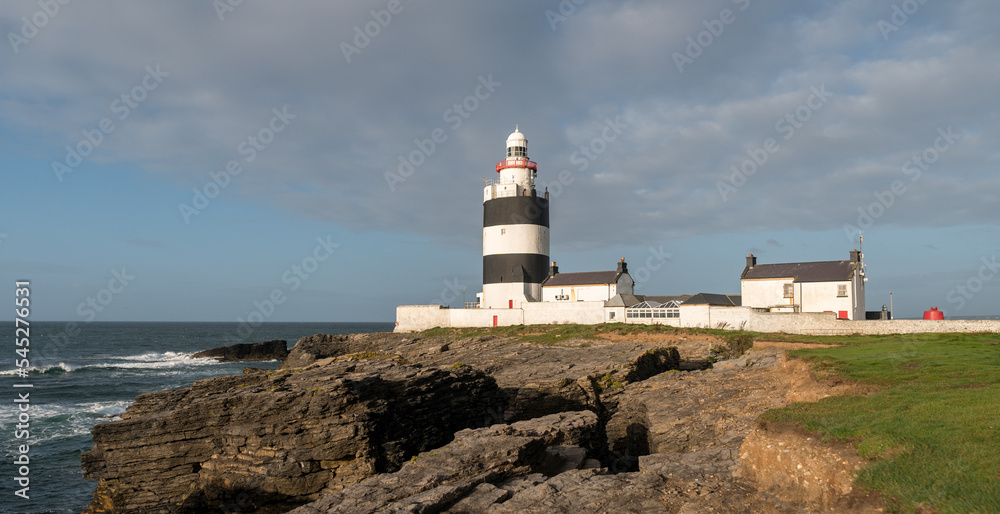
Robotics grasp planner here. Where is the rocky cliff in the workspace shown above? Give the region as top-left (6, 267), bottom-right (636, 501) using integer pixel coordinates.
top-left (83, 330), bottom-right (880, 513)
top-left (82, 360), bottom-right (504, 513)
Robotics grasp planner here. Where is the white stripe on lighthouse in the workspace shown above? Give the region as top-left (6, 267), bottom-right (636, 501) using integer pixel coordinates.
top-left (483, 225), bottom-right (549, 256)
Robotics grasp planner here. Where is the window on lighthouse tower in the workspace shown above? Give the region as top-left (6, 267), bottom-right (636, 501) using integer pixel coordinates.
top-left (508, 145), bottom-right (526, 158)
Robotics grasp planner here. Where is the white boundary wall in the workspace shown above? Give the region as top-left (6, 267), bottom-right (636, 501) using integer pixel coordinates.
top-left (396, 303), bottom-right (604, 332)
top-left (679, 305), bottom-right (751, 330)
top-left (681, 307), bottom-right (1000, 335)
top-left (396, 304), bottom-right (1000, 335)
top-left (523, 301), bottom-right (606, 325)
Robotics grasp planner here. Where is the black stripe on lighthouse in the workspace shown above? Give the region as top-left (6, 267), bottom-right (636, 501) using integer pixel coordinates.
top-left (483, 196), bottom-right (549, 228)
top-left (483, 254), bottom-right (550, 285)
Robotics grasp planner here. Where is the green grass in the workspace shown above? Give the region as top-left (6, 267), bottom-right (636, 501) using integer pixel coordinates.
top-left (709, 333), bottom-right (755, 362)
top-left (420, 323), bottom-right (738, 345)
top-left (345, 351), bottom-right (409, 364)
top-left (421, 323), bottom-right (611, 344)
top-left (596, 371), bottom-right (623, 392)
top-left (421, 324), bottom-right (999, 510)
top-left (761, 332), bottom-right (1000, 512)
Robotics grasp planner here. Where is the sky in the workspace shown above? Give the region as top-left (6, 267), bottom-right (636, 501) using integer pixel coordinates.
top-left (2, 0), bottom-right (998, 323)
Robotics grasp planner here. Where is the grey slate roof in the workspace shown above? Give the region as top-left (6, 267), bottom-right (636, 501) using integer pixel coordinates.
top-left (741, 260), bottom-right (856, 283)
top-left (681, 293), bottom-right (742, 306)
top-left (542, 271), bottom-right (619, 287)
top-left (605, 294), bottom-right (693, 308)
top-left (605, 294), bottom-right (642, 307)
top-left (641, 295), bottom-right (693, 305)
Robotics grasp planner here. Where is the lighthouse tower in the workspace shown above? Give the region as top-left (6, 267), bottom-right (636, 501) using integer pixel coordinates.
top-left (481, 127), bottom-right (550, 309)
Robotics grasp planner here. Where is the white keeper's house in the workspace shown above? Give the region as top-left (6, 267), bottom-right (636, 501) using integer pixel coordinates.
top-left (740, 251), bottom-right (866, 320)
top-left (540, 259), bottom-right (634, 303)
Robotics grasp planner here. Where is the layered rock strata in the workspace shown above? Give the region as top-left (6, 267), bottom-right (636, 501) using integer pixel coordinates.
top-left (82, 360), bottom-right (505, 513)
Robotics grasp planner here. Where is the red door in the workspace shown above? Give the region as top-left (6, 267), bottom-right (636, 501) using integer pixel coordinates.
top-left (493, 315), bottom-right (498, 327)
top-left (509, 300), bottom-right (513, 309)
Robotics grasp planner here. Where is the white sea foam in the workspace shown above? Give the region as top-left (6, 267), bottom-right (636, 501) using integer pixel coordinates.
top-left (0, 353), bottom-right (221, 376)
top-left (76, 399), bottom-right (133, 416)
top-left (0, 399), bottom-right (135, 443)
top-left (0, 362), bottom-right (75, 376)
top-left (103, 351), bottom-right (218, 369)
top-left (119, 351), bottom-right (190, 362)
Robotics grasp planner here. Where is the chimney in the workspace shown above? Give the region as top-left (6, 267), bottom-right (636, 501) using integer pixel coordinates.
top-left (549, 261), bottom-right (559, 278)
top-left (850, 249), bottom-right (861, 263)
top-left (746, 254), bottom-right (757, 269)
top-left (617, 257), bottom-right (627, 274)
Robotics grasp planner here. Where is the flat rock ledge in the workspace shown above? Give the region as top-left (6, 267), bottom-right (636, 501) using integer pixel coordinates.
top-left (81, 360), bottom-right (505, 513)
top-left (192, 339), bottom-right (290, 362)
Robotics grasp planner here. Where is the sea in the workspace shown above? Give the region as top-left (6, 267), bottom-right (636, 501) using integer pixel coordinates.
top-left (0, 321), bottom-right (394, 514)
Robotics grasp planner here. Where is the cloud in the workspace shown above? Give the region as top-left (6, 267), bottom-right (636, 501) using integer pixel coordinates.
top-left (3, 0), bottom-right (998, 250)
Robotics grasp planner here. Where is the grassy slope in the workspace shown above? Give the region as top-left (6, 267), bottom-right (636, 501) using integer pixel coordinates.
top-left (761, 332), bottom-right (1000, 513)
top-left (419, 325), bottom-right (999, 511)
top-left (421, 322), bottom-right (732, 345)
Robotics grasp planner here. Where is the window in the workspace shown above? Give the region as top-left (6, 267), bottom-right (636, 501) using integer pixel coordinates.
top-left (783, 283), bottom-right (794, 298)
top-left (837, 284), bottom-right (848, 297)
top-left (624, 308), bottom-right (678, 319)
top-left (609, 312), bottom-right (616, 320)
top-left (501, 228), bottom-right (505, 235)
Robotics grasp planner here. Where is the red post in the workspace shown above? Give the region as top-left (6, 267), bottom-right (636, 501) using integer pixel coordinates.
top-left (509, 300), bottom-right (513, 309)
top-left (493, 315), bottom-right (498, 327)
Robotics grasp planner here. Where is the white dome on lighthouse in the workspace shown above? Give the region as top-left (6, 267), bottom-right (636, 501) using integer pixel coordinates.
top-left (506, 127), bottom-right (526, 144)
top-left (505, 126), bottom-right (528, 157)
